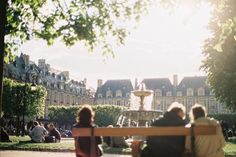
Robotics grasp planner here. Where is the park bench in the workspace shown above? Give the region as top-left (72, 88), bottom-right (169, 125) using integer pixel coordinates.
top-left (72, 125), bottom-right (217, 157)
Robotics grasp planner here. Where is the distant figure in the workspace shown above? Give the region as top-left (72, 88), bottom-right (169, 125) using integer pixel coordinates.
top-left (29, 121), bottom-right (48, 143)
top-left (45, 123), bottom-right (61, 143)
top-left (185, 104), bottom-right (225, 157)
top-left (220, 120), bottom-right (229, 141)
top-left (232, 124), bottom-right (236, 137)
top-left (111, 124), bottom-right (129, 148)
top-left (144, 102), bottom-right (186, 157)
top-left (0, 127), bottom-right (11, 142)
top-left (74, 105), bottom-right (102, 157)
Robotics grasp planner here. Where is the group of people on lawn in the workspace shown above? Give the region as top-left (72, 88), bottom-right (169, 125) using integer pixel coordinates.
top-left (29, 122), bottom-right (61, 143)
top-left (74, 103), bottom-right (226, 157)
top-left (0, 121), bottom-right (61, 143)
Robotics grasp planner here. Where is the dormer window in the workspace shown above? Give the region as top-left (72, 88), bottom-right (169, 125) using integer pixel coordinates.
top-left (98, 93), bottom-right (103, 98)
top-left (52, 73), bottom-right (55, 78)
top-left (106, 90), bottom-right (113, 98)
top-left (198, 88), bottom-right (205, 96)
top-left (187, 88), bottom-right (193, 96)
top-left (155, 89), bottom-right (162, 96)
top-left (166, 91), bottom-right (172, 96)
top-left (116, 90), bottom-right (122, 97)
top-left (126, 93), bottom-right (130, 98)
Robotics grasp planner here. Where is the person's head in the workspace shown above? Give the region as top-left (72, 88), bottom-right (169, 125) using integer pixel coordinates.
top-left (107, 125), bottom-right (113, 128)
top-left (76, 104), bottom-right (94, 125)
top-left (48, 123), bottom-right (55, 131)
top-left (167, 102), bottom-right (186, 119)
top-left (33, 121), bottom-right (39, 126)
top-left (190, 104), bottom-right (207, 122)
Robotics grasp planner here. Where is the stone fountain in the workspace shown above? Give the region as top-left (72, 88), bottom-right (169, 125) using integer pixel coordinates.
top-left (120, 83), bottom-right (162, 127)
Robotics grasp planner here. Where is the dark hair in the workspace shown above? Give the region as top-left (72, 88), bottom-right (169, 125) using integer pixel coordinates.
top-left (33, 121), bottom-right (39, 126)
top-left (168, 102), bottom-right (185, 114)
top-left (48, 123), bottom-right (55, 128)
top-left (76, 105), bottom-right (94, 126)
top-left (190, 104), bottom-right (207, 121)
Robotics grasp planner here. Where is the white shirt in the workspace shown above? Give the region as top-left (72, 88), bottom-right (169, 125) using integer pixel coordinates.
top-left (29, 125), bottom-right (48, 142)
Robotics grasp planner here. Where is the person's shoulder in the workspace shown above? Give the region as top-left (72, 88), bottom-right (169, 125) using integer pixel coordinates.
top-left (151, 117), bottom-right (165, 126)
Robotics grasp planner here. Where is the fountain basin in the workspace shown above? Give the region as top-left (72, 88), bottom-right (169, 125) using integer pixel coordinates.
top-left (132, 90), bottom-right (152, 97)
top-left (122, 110), bottom-right (162, 121)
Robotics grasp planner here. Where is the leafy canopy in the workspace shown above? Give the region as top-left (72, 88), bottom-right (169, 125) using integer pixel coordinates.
top-left (2, 78), bottom-right (46, 118)
top-left (201, 0), bottom-right (236, 110)
top-left (5, 0), bottom-right (153, 61)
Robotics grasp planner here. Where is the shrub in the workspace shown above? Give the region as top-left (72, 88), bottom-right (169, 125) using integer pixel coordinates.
top-left (208, 113), bottom-right (236, 127)
top-left (48, 104), bottom-right (125, 128)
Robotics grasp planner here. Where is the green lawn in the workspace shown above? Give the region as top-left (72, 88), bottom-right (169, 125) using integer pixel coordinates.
top-left (0, 136), bottom-right (74, 151)
top-left (224, 138), bottom-right (236, 156)
top-left (0, 136), bottom-right (236, 155)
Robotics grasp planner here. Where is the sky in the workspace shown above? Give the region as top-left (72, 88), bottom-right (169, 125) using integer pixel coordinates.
top-left (20, 2), bottom-right (213, 89)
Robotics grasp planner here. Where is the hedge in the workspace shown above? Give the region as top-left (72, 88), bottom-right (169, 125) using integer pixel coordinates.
top-left (48, 105), bottom-right (125, 128)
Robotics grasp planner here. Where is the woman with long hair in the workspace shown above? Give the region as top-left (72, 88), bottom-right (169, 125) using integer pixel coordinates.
top-left (74, 105), bottom-right (102, 157)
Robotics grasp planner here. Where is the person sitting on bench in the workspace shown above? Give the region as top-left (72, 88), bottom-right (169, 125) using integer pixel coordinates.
top-left (143, 102), bottom-right (187, 157)
top-left (185, 104), bottom-right (225, 157)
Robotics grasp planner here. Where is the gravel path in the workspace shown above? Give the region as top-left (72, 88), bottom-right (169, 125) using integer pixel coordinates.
top-left (0, 150), bottom-right (131, 157)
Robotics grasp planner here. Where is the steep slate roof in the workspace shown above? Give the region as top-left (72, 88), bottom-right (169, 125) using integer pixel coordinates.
top-left (95, 79), bottom-right (133, 97)
top-left (142, 78), bottom-right (173, 96)
top-left (177, 76), bottom-right (211, 96)
top-left (7, 56), bottom-right (26, 78)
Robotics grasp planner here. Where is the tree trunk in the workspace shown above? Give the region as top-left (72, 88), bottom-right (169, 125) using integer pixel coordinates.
top-left (0, 0), bottom-right (7, 121)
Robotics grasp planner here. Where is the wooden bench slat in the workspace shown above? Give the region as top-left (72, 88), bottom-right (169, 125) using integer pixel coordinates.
top-left (72, 126), bottom-right (216, 137)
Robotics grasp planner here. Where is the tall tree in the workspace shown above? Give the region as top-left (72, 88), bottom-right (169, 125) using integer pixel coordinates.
top-left (0, 0), bottom-right (7, 120)
top-left (201, 0), bottom-right (236, 110)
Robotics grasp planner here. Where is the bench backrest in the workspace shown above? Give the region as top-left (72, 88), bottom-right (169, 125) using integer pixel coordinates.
top-left (72, 126), bottom-right (217, 137)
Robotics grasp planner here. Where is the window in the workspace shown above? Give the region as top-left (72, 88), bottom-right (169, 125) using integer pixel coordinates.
top-left (117, 100), bottom-right (121, 106)
top-left (98, 93), bottom-right (103, 98)
top-left (54, 92), bottom-right (57, 102)
top-left (187, 88), bottom-right (193, 96)
top-left (116, 90), bottom-right (122, 97)
top-left (166, 91), bottom-right (172, 96)
top-left (177, 91), bottom-right (182, 96)
top-left (126, 93), bottom-right (130, 98)
top-left (198, 88), bottom-right (205, 96)
top-left (209, 90), bottom-right (214, 96)
top-left (155, 89), bottom-right (162, 96)
top-left (67, 95), bottom-right (70, 104)
top-left (60, 93), bottom-right (64, 103)
top-left (106, 90), bottom-right (113, 98)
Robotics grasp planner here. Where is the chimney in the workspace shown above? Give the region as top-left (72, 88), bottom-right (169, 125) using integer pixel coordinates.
top-left (97, 79), bottom-right (103, 88)
top-left (62, 71), bottom-right (69, 81)
top-left (83, 78), bottom-right (87, 86)
top-left (21, 53), bottom-right (29, 65)
top-left (38, 59), bottom-right (46, 68)
top-left (173, 74), bottom-right (178, 87)
top-left (135, 78), bottom-right (138, 89)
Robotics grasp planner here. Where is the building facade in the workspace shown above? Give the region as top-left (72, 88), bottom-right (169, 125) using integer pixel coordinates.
top-left (94, 79), bottom-right (133, 107)
top-left (95, 76), bottom-right (230, 114)
top-left (4, 53), bottom-right (94, 118)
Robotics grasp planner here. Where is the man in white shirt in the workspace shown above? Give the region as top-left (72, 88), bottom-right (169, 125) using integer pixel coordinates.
top-left (29, 121), bottom-right (48, 143)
